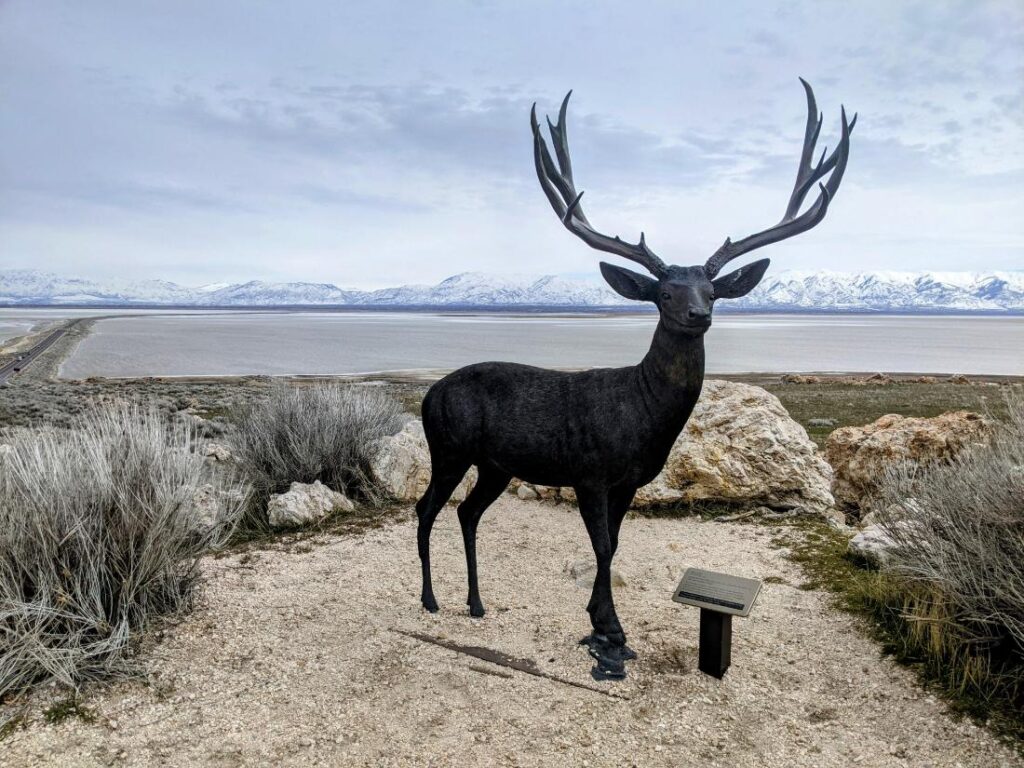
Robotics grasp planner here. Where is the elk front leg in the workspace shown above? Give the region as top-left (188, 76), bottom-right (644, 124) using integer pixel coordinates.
top-left (607, 485), bottom-right (637, 558)
top-left (605, 485), bottom-right (638, 660)
top-left (576, 487), bottom-right (631, 679)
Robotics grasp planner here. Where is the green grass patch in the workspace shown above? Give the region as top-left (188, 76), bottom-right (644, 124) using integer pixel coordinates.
top-left (752, 379), bottom-right (1016, 448)
top-left (774, 518), bottom-right (1024, 750)
top-left (0, 712), bottom-right (26, 740)
top-left (42, 697), bottom-right (95, 726)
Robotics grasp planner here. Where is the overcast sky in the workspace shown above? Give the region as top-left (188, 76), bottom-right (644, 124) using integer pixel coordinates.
top-left (1, 1), bottom-right (1022, 289)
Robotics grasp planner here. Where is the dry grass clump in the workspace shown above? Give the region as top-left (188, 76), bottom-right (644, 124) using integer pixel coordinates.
top-left (867, 389), bottom-right (1024, 732)
top-left (228, 383), bottom-right (405, 529)
top-left (0, 403), bottom-right (248, 700)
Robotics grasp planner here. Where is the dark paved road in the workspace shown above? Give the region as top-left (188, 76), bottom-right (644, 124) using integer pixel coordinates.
top-left (0, 328), bottom-right (65, 384)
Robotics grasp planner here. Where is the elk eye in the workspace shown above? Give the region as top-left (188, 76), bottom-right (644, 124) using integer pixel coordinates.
top-left (661, 292), bottom-right (671, 301)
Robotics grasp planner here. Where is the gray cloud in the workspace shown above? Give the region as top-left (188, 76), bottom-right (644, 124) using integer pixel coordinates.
top-left (0, 0), bottom-right (1021, 285)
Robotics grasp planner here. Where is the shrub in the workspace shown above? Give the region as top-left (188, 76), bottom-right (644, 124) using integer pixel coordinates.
top-left (0, 403), bottom-right (248, 699)
top-left (228, 383), bottom-right (405, 528)
top-left (868, 389), bottom-right (1024, 731)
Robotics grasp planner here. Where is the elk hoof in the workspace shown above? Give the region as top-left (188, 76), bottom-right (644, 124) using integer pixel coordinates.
top-left (581, 633), bottom-right (634, 680)
top-left (591, 657), bottom-right (627, 681)
top-left (579, 632), bottom-right (634, 659)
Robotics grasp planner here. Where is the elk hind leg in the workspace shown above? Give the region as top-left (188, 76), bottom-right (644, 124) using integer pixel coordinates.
top-left (457, 465), bottom-right (511, 618)
top-left (416, 460), bottom-right (470, 612)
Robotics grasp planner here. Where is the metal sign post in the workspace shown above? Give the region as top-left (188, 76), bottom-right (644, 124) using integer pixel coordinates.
top-left (673, 567), bottom-right (762, 679)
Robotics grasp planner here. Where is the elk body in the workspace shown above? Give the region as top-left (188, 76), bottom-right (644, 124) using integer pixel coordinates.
top-left (416, 80), bottom-right (854, 678)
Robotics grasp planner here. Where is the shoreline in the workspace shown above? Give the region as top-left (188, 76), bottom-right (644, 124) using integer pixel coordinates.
top-left (1, 311), bottom-right (1020, 382)
top-left (4, 302), bottom-right (1023, 316)
top-left (57, 370), bottom-right (1024, 385)
top-left (19, 318), bottom-right (1024, 387)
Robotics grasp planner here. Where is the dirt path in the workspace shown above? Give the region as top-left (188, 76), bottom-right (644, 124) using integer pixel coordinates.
top-left (3, 499), bottom-right (1019, 767)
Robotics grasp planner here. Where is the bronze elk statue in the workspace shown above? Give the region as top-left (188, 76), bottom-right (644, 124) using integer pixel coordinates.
top-left (416, 80), bottom-right (854, 678)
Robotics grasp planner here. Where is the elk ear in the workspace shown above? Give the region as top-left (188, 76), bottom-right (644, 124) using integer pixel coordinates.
top-left (712, 258), bottom-right (770, 299)
top-left (600, 262), bottom-right (657, 302)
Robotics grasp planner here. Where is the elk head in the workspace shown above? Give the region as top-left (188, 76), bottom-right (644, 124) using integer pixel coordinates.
top-left (532, 80), bottom-right (855, 336)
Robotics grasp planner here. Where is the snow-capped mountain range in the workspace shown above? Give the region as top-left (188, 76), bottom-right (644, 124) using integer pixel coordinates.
top-left (1, 268), bottom-right (1022, 313)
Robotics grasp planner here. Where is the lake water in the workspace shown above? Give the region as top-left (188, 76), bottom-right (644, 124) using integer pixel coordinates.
top-left (0, 318), bottom-right (37, 344)
top-left (7, 309), bottom-right (1015, 378)
top-left (0, 308), bottom-right (132, 343)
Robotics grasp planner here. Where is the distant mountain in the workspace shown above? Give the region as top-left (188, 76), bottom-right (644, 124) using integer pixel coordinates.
top-left (1, 268), bottom-right (1022, 312)
top-left (200, 280), bottom-right (354, 306)
top-left (729, 270), bottom-right (1024, 313)
top-left (353, 273), bottom-right (627, 307)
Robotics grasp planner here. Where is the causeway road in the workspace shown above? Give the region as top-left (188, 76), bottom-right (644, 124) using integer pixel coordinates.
top-left (0, 328), bottom-right (65, 384)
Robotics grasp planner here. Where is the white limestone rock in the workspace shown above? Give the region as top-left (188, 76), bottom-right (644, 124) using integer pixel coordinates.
top-left (826, 411), bottom-right (991, 516)
top-left (634, 380), bottom-right (835, 515)
top-left (191, 483), bottom-right (222, 529)
top-left (516, 484), bottom-right (539, 500)
top-left (847, 524), bottom-right (898, 567)
top-left (368, 420), bottom-right (476, 504)
top-left (267, 480), bottom-right (354, 528)
top-left (190, 482), bottom-right (247, 530)
top-left (203, 441), bottom-right (233, 463)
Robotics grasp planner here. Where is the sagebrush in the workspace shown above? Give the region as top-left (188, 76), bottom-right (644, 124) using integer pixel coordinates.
top-left (869, 389), bottom-right (1024, 732)
top-left (228, 383), bottom-right (405, 528)
top-left (0, 403), bottom-right (247, 699)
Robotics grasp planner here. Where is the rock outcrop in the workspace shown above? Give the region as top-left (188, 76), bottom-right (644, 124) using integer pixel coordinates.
top-left (203, 442), bottom-right (233, 463)
top-left (190, 483), bottom-right (247, 529)
top-left (368, 420), bottom-right (477, 504)
top-left (191, 483), bottom-right (226, 529)
top-left (629, 380), bottom-right (834, 514)
top-left (847, 524), bottom-right (898, 567)
top-left (825, 411), bottom-right (991, 515)
top-left (267, 480), bottom-right (354, 528)
top-left (847, 521), bottom-right (926, 568)
top-left (510, 480), bottom-right (576, 504)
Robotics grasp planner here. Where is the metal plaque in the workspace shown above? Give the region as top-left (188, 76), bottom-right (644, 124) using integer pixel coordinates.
top-left (672, 568), bottom-right (762, 617)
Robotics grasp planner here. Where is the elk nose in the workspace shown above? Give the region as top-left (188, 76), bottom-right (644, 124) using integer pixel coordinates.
top-left (687, 308), bottom-right (710, 321)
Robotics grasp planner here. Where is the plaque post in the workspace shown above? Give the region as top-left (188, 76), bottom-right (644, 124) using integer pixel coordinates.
top-left (698, 608), bottom-right (732, 678)
top-left (673, 567), bottom-right (761, 679)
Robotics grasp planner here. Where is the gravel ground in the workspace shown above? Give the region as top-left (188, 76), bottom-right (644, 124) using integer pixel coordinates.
top-left (2, 498), bottom-right (1020, 767)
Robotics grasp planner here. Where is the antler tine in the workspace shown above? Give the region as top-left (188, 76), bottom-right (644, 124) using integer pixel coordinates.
top-left (547, 92), bottom-right (576, 203)
top-left (532, 92), bottom-right (668, 278)
top-left (784, 77), bottom-right (824, 221)
top-left (786, 87), bottom-right (857, 220)
top-left (705, 80), bottom-right (855, 278)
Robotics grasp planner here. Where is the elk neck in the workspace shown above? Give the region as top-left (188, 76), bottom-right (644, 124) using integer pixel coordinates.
top-left (635, 317), bottom-right (706, 424)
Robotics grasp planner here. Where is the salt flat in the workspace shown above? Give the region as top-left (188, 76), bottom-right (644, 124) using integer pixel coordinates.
top-left (3, 499), bottom-right (1018, 767)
